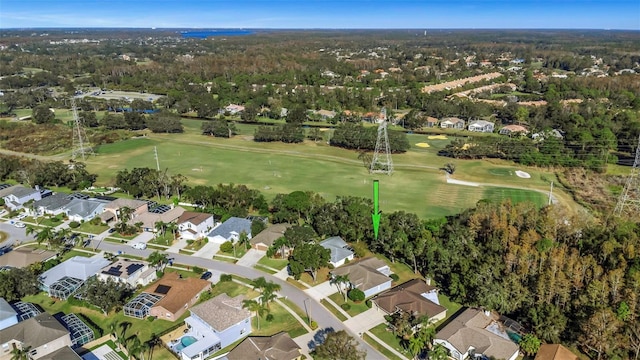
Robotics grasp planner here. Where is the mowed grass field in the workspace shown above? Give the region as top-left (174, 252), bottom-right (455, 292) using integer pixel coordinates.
top-left (83, 118), bottom-right (551, 219)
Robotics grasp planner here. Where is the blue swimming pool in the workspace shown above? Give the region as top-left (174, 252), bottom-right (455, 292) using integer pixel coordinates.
top-left (173, 335), bottom-right (197, 352)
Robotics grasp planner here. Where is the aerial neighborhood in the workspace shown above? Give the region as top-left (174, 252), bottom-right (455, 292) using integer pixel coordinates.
top-left (0, 21), bottom-right (638, 360)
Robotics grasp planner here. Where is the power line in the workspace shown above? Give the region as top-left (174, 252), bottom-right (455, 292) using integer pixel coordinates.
top-left (614, 134), bottom-right (640, 216)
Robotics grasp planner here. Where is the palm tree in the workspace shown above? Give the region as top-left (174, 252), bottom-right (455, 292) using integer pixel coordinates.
top-left (331, 274), bottom-right (351, 302)
top-left (118, 206), bottom-right (134, 222)
top-left (35, 226), bottom-right (55, 247)
top-left (154, 221), bottom-right (167, 237)
top-left (242, 299), bottom-right (268, 330)
top-left (10, 345), bottom-right (31, 360)
top-left (108, 321), bottom-right (120, 349)
top-left (25, 225), bottom-right (38, 239)
top-left (166, 222), bottom-right (178, 240)
top-left (145, 333), bottom-right (161, 360)
top-left (251, 277), bottom-right (268, 292)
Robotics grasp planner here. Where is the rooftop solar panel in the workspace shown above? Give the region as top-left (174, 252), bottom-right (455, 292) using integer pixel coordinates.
top-left (126, 263), bottom-right (144, 275)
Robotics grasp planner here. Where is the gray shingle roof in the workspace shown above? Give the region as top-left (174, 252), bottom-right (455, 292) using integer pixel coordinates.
top-left (64, 199), bottom-right (107, 218)
top-left (208, 217), bottom-right (252, 239)
top-left (0, 312), bottom-right (70, 349)
top-left (33, 193), bottom-right (73, 212)
top-left (320, 236), bottom-right (354, 264)
top-left (189, 294), bottom-right (251, 332)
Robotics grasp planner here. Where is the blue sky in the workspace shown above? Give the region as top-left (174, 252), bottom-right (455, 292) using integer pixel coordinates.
top-left (1, 0), bottom-right (638, 29)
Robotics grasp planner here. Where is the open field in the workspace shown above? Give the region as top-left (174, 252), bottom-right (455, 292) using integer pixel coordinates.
top-left (0, 115), bottom-right (553, 219)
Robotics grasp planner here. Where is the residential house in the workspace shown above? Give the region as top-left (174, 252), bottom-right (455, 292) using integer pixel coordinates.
top-left (0, 185), bottom-right (42, 211)
top-left (440, 117), bottom-right (465, 130)
top-left (226, 332), bottom-right (301, 360)
top-left (499, 125), bottom-right (529, 136)
top-left (330, 257), bottom-right (392, 298)
top-left (532, 129), bottom-right (564, 141)
top-left (0, 313), bottom-right (72, 360)
top-left (224, 104), bottom-right (245, 115)
top-left (314, 109), bottom-right (337, 120)
top-left (147, 272), bottom-right (211, 321)
top-left (100, 198), bottom-right (148, 223)
top-left (31, 193), bottom-right (73, 216)
top-left (178, 294), bottom-right (252, 360)
top-left (0, 299), bottom-right (18, 331)
top-left (250, 223), bottom-right (292, 252)
top-left (38, 346), bottom-right (82, 360)
top-left (39, 256), bottom-right (112, 298)
top-left (319, 236), bottom-right (354, 267)
top-left (372, 279), bottom-right (447, 323)
top-left (177, 212), bottom-right (215, 241)
top-left (64, 198), bottom-right (108, 222)
top-left (467, 120), bottom-right (495, 133)
top-left (0, 247), bottom-right (57, 270)
top-left (97, 258), bottom-right (157, 287)
top-left (207, 217), bottom-right (252, 244)
top-left (433, 308), bottom-right (519, 360)
top-left (534, 344), bottom-right (579, 360)
top-left (425, 116), bottom-right (439, 128)
top-left (129, 206), bottom-right (185, 232)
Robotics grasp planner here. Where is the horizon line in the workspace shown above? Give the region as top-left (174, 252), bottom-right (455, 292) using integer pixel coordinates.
top-left (1, 27), bottom-right (638, 31)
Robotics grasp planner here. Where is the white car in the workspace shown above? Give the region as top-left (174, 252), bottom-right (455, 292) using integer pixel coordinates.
top-left (14, 222), bottom-right (26, 228)
top-left (131, 242), bottom-right (147, 250)
top-left (16, 214), bottom-right (27, 220)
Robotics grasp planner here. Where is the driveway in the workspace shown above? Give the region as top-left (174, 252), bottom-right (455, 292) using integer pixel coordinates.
top-left (192, 242), bottom-right (220, 259)
top-left (91, 241), bottom-right (383, 358)
top-left (344, 308), bottom-right (387, 334)
top-left (236, 249), bottom-right (265, 267)
top-left (132, 231), bottom-right (155, 244)
top-left (305, 281), bottom-right (339, 301)
top-left (0, 222), bottom-right (32, 247)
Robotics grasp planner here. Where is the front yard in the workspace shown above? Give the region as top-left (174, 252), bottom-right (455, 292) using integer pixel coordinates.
top-left (77, 221), bottom-right (109, 235)
top-left (184, 238), bottom-right (207, 251)
top-left (148, 232), bottom-right (175, 246)
top-left (251, 302), bottom-right (308, 338)
top-left (328, 291), bottom-right (371, 317)
top-left (256, 256), bottom-right (288, 270)
top-left (368, 324), bottom-right (408, 359)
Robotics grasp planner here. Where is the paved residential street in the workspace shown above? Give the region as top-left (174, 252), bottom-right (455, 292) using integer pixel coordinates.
top-left (91, 240), bottom-right (385, 358)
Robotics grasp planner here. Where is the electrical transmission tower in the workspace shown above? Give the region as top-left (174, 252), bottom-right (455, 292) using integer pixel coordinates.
top-left (614, 134), bottom-right (640, 216)
top-left (370, 108), bottom-right (393, 175)
top-left (71, 97), bottom-right (93, 161)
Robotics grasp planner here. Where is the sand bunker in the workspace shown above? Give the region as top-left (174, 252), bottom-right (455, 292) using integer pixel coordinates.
top-left (428, 135), bottom-right (448, 140)
top-left (319, 128), bottom-right (330, 132)
top-left (415, 142), bottom-right (430, 148)
top-left (515, 170), bottom-right (531, 179)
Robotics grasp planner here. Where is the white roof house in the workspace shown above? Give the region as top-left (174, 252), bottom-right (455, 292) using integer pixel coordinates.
top-left (468, 120), bottom-right (495, 133)
top-left (39, 256), bottom-right (112, 296)
top-left (319, 236), bottom-right (354, 267)
top-left (0, 298), bottom-right (18, 330)
top-left (206, 217), bottom-right (252, 244)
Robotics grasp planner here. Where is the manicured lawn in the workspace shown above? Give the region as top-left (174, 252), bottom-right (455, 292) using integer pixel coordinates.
top-left (77, 221), bottom-right (109, 235)
top-left (254, 265), bottom-right (277, 274)
top-left (363, 332), bottom-right (404, 360)
top-left (184, 238), bottom-right (207, 251)
top-left (212, 255), bottom-right (237, 263)
top-left (298, 267), bottom-right (330, 286)
top-left (210, 280), bottom-right (259, 299)
top-left (88, 340), bottom-right (127, 360)
top-left (218, 244), bottom-right (248, 258)
top-left (39, 215), bottom-right (65, 227)
top-left (251, 302), bottom-right (308, 338)
top-left (21, 293), bottom-right (186, 349)
top-left (279, 298), bottom-right (312, 325)
top-left (320, 299), bottom-right (348, 321)
top-left (483, 187), bottom-right (548, 207)
top-left (113, 232), bottom-right (140, 241)
top-left (437, 293), bottom-right (463, 321)
top-left (257, 256), bottom-right (288, 270)
top-left (286, 278), bottom-right (309, 290)
top-left (328, 292), bottom-right (371, 317)
top-left (85, 125), bottom-right (563, 220)
top-left (60, 249), bottom-right (93, 260)
top-left (369, 323), bottom-right (409, 358)
top-left (149, 233), bottom-right (175, 246)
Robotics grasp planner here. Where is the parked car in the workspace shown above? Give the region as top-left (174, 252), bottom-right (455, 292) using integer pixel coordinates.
top-left (200, 271), bottom-right (212, 280)
top-left (131, 242), bottom-right (147, 250)
top-left (14, 222), bottom-right (26, 228)
top-left (108, 228), bottom-right (116, 233)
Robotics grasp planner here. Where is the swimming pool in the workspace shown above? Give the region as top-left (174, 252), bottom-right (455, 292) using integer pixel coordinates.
top-left (173, 335), bottom-right (198, 352)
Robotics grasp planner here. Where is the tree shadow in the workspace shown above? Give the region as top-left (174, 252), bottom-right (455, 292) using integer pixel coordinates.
top-left (307, 327), bottom-right (335, 351)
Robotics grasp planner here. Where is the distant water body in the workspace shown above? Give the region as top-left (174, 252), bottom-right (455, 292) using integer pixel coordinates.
top-left (181, 30), bottom-right (254, 38)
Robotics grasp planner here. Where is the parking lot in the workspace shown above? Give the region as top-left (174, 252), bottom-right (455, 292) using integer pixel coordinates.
top-left (77, 88), bottom-right (164, 102)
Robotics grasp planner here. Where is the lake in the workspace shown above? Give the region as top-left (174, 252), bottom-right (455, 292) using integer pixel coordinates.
top-left (181, 29), bottom-right (254, 38)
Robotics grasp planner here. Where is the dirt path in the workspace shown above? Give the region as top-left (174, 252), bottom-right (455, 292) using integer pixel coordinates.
top-left (0, 147), bottom-right (69, 161)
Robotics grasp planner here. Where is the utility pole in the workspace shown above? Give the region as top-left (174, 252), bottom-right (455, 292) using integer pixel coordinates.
top-left (71, 97), bottom-right (93, 161)
top-left (370, 108), bottom-right (393, 176)
top-left (548, 181), bottom-right (554, 206)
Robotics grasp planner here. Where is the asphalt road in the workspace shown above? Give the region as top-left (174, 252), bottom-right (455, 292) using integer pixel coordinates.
top-left (93, 240), bottom-right (383, 358)
top-left (0, 222), bottom-right (31, 249)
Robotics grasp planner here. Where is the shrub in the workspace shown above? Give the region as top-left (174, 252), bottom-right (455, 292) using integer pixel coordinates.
top-left (389, 274), bottom-right (400, 282)
top-left (220, 241), bottom-right (234, 253)
top-left (69, 221), bottom-right (80, 229)
top-left (186, 240), bottom-right (194, 245)
top-left (90, 217), bottom-right (101, 225)
top-left (310, 321), bottom-right (318, 330)
top-left (266, 314), bottom-right (274, 322)
top-left (340, 303), bottom-right (351, 311)
top-left (327, 264), bottom-right (335, 270)
top-left (156, 270), bottom-right (164, 278)
top-left (348, 288), bottom-right (365, 302)
top-left (147, 316), bottom-right (156, 322)
top-left (365, 299), bottom-right (372, 308)
top-left (192, 266), bottom-right (204, 274)
top-left (220, 274), bottom-right (232, 282)
top-left (351, 242), bottom-right (368, 258)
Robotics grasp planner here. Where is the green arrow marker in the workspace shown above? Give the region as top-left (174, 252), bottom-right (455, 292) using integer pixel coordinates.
top-left (372, 180), bottom-right (381, 239)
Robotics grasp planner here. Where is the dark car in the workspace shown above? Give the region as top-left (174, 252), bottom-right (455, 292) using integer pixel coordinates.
top-left (108, 228), bottom-right (116, 233)
top-left (200, 271), bottom-right (212, 280)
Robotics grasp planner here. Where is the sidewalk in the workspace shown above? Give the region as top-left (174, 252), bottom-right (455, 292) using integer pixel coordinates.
top-left (166, 237), bottom-right (189, 253)
top-left (344, 308), bottom-right (386, 334)
top-left (236, 249), bottom-right (265, 267)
